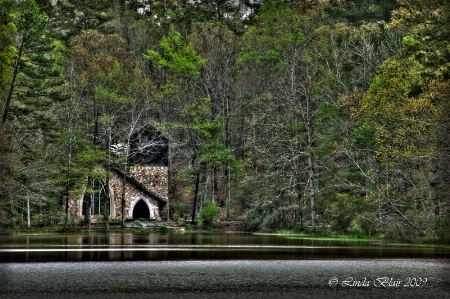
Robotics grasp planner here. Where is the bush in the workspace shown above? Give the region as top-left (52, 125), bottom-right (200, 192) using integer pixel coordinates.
top-left (350, 212), bottom-right (380, 236)
top-left (326, 193), bottom-right (361, 233)
top-left (170, 201), bottom-right (188, 219)
top-left (157, 225), bottom-right (173, 233)
top-left (0, 209), bottom-right (17, 227)
top-left (350, 222), bottom-right (364, 238)
top-left (384, 219), bottom-right (418, 243)
top-left (240, 209), bottom-right (262, 231)
top-left (261, 211), bottom-right (282, 230)
top-left (199, 201), bottom-right (220, 229)
top-left (133, 220), bottom-right (144, 228)
top-left (436, 214), bottom-right (450, 244)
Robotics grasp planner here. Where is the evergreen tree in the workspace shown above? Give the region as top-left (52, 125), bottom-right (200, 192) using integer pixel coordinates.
top-left (0, 0), bottom-right (66, 227)
top-left (144, 25), bottom-right (227, 223)
top-left (51, 0), bottom-right (113, 43)
top-left (0, 0), bottom-right (16, 98)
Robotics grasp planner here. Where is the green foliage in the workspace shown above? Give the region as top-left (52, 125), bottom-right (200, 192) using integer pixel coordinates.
top-left (328, 0), bottom-right (398, 24)
top-left (0, 0), bottom-right (16, 96)
top-left (383, 219), bottom-right (417, 243)
top-left (367, 75), bottom-right (385, 94)
top-left (51, 0), bottom-right (113, 43)
top-left (350, 212), bottom-right (380, 236)
top-left (58, 132), bottom-right (108, 201)
top-left (238, 0), bottom-right (305, 73)
top-left (144, 25), bottom-right (206, 78)
top-left (402, 35), bottom-right (418, 48)
top-left (169, 201), bottom-right (187, 216)
top-left (183, 97), bottom-right (241, 173)
top-left (346, 0), bottom-right (450, 241)
top-left (5, 0), bottom-right (66, 128)
top-left (157, 225), bottom-right (173, 233)
top-left (326, 193), bottom-right (360, 232)
top-left (0, 0), bottom-right (447, 242)
top-left (436, 214), bottom-right (450, 244)
top-left (0, 0), bottom-right (68, 228)
top-left (240, 209), bottom-right (263, 232)
top-left (352, 121), bottom-right (378, 150)
top-left (133, 220), bottom-right (144, 228)
top-left (350, 222), bottom-right (364, 238)
top-left (198, 201), bottom-right (220, 228)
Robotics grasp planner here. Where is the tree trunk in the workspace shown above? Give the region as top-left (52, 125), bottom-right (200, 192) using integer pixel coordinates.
top-left (225, 95), bottom-right (231, 220)
top-left (192, 170), bottom-right (200, 224)
top-left (121, 173), bottom-right (126, 228)
top-left (104, 177), bottom-right (109, 230)
top-left (1, 41), bottom-right (24, 124)
top-left (27, 197), bottom-right (31, 228)
top-left (297, 180), bottom-right (304, 231)
top-left (226, 168), bottom-right (231, 220)
top-left (306, 121), bottom-right (315, 228)
top-left (307, 152), bottom-right (315, 228)
top-left (88, 198), bottom-right (92, 230)
top-left (87, 178), bottom-right (92, 229)
top-left (104, 128), bottom-right (112, 230)
top-left (64, 186), bottom-right (69, 224)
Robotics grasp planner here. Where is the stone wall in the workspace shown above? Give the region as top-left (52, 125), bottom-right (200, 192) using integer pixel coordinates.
top-left (68, 166), bottom-right (169, 223)
top-left (128, 166), bottom-right (169, 199)
top-left (128, 166), bottom-right (169, 219)
top-left (109, 171), bottom-right (163, 221)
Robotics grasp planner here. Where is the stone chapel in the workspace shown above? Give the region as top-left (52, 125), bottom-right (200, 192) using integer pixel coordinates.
top-left (68, 125), bottom-right (169, 224)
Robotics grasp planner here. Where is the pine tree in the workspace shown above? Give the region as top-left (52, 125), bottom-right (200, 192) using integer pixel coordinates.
top-left (0, 0), bottom-right (66, 227)
top-left (51, 0), bottom-right (113, 43)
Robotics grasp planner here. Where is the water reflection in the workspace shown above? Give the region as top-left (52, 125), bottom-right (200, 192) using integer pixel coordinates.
top-left (0, 232), bottom-right (449, 262)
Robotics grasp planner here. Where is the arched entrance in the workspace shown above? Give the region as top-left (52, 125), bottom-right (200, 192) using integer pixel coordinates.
top-left (132, 199), bottom-right (150, 219)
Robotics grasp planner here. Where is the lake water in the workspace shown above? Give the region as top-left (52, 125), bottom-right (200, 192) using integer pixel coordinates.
top-left (0, 232), bottom-right (449, 298)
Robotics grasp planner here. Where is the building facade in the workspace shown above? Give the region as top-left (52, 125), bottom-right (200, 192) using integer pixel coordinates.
top-left (68, 125), bottom-right (169, 224)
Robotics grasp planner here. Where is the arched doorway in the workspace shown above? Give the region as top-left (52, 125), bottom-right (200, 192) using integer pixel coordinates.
top-left (132, 199), bottom-right (150, 219)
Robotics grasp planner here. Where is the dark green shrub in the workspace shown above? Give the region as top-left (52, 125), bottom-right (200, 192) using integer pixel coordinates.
top-left (240, 209), bottom-right (262, 231)
top-left (199, 201), bottom-right (220, 228)
top-left (384, 219), bottom-right (417, 243)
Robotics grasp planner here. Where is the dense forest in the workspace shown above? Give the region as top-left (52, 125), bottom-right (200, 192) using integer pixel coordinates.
top-left (0, 0), bottom-right (449, 243)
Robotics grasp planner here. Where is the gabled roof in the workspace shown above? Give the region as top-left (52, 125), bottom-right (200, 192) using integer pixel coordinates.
top-left (111, 167), bottom-right (167, 208)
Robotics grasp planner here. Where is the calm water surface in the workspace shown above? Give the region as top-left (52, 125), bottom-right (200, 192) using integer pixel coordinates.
top-left (0, 232), bottom-right (449, 298)
top-left (1, 232), bottom-right (449, 262)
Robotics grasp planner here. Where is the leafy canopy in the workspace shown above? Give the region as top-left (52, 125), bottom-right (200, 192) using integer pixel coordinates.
top-left (144, 25), bottom-right (206, 78)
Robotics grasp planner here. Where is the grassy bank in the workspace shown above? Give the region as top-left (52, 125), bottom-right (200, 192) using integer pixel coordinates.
top-left (254, 229), bottom-right (450, 247)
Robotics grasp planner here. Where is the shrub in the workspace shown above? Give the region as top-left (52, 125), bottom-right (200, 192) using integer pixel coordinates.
top-left (170, 202), bottom-right (187, 219)
top-left (350, 212), bottom-right (380, 236)
top-left (384, 219), bottom-right (417, 243)
top-left (157, 225), bottom-right (173, 232)
top-left (436, 214), bottom-right (450, 244)
top-left (261, 211), bottom-right (282, 231)
top-left (133, 220), bottom-right (144, 228)
top-left (240, 209), bottom-right (262, 231)
top-left (199, 201), bottom-right (220, 228)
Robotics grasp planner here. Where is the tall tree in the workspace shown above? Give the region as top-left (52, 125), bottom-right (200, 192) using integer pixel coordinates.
top-left (51, 0), bottom-right (113, 43)
top-left (0, 0), bottom-right (17, 223)
top-left (0, 0), bottom-right (66, 227)
top-left (144, 24), bottom-right (212, 223)
top-left (238, 0), bottom-right (324, 229)
top-left (395, 0), bottom-right (450, 240)
top-left (334, 0), bottom-right (450, 241)
top-left (0, 0), bottom-right (15, 98)
top-left (189, 22), bottom-right (242, 218)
